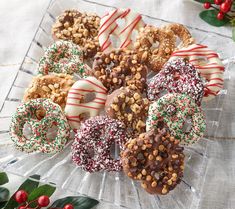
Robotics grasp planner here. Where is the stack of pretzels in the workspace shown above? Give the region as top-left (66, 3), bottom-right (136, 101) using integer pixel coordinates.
top-left (10, 8), bottom-right (225, 196)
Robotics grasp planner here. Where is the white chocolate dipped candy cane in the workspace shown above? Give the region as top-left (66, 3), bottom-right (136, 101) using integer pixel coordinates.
top-left (170, 44), bottom-right (224, 101)
top-left (98, 8), bottom-right (145, 52)
top-left (65, 77), bottom-right (107, 130)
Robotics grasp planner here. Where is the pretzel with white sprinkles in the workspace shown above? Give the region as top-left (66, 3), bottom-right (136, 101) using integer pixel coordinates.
top-left (98, 8), bottom-right (145, 52)
top-left (10, 98), bottom-right (70, 153)
top-left (65, 76), bottom-right (107, 130)
top-left (170, 44), bottom-right (224, 101)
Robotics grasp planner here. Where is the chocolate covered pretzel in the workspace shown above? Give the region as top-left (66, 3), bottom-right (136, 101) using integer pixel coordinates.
top-left (92, 49), bottom-right (147, 93)
top-left (121, 129), bottom-right (185, 195)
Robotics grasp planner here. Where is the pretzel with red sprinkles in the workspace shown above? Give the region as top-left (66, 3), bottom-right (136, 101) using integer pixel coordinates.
top-left (170, 44), bottom-right (224, 101)
top-left (72, 116), bottom-right (127, 172)
top-left (147, 58), bottom-right (204, 105)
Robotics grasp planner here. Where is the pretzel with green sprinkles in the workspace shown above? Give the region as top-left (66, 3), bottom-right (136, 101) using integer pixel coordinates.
top-left (10, 98), bottom-right (70, 153)
top-left (146, 93), bottom-right (206, 145)
top-left (38, 40), bottom-right (91, 77)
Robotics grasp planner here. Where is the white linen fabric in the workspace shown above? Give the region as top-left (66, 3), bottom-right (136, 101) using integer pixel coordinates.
top-left (0, 0), bottom-right (235, 208)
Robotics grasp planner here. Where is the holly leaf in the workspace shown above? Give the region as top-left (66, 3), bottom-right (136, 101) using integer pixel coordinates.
top-left (199, 10), bottom-right (230, 27)
top-left (4, 175), bottom-right (40, 209)
top-left (0, 201), bottom-right (7, 209)
top-left (232, 27), bottom-right (235, 42)
top-left (49, 196), bottom-right (99, 209)
top-left (0, 173), bottom-right (8, 185)
top-left (28, 184), bottom-right (56, 207)
top-left (0, 187), bottom-right (9, 202)
top-left (194, 0), bottom-right (214, 3)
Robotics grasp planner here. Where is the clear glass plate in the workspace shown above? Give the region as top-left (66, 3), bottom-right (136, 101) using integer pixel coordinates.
top-left (0, 0), bottom-right (234, 208)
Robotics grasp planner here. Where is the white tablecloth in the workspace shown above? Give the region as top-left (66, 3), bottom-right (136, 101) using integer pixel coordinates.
top-left (0, 0), bottom-right (235, 208)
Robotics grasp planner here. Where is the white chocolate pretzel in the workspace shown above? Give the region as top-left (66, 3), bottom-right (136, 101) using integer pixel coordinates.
top-left (170, 44), bottom-right (224, 101)
top-left (65, 77), bottom-right (107, 130)
top-left (98, 8), bottom-right (145, 52)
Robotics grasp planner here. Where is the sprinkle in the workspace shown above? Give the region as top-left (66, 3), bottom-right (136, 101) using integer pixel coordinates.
top-left (146, 93), bottom-right (206, 145)
top-left (71, 116), bottom-right (127, 172)
top-left (147, 58), bottom-right (204, 105)
top-left (10, 98), bottom-right (70, 153)
top-left (38, 40), bottom-right (90, 76)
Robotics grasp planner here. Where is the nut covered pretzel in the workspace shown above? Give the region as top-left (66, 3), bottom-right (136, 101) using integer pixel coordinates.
top-left (92, 49), bottom-right (147, 93)
top-left (52, 10), bottom-right (101, 59)
top-left (134, 25), bottom-right (176, 72)
top-left (105, 85), bottom-right (150, 137)
top-left (163, 23), bottom-right (195, 49)
top-left (23, 73), bottom-right (75, 110)
top-left (121, 129), bottom-right (185, 195)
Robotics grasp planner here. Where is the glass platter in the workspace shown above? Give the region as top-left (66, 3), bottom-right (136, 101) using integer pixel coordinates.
top-left (0, 0), bottom-right (234, 208)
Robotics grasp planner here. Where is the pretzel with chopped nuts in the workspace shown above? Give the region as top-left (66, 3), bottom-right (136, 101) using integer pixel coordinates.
top-left (92, 49), bottom-right (147, 93)
top-left (163, 23), bottom-right (195, 49)
top-left (52, 9), bottom-right (100, 59)
top-left (105, 85), bottom-right (150, 138)
top-left (134, 25), bottom-right (176, 72)
top-left (23, 73), bottom-right (75, 110)
top-left (121, 129), bottom-right (185, 195)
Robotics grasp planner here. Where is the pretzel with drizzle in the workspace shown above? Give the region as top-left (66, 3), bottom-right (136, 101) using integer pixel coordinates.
top-left (170, 44), bottom-right (224, 101)
top-left (65, 76), bottom-right (107, 130)
top-left (98, 8), bottom-right (145, 52)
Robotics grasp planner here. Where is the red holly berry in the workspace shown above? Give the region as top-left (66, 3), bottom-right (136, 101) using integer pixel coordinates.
top-left (15, 190), bottom-right (28, 204)
top-left (18, 206), bottom-right (26, 209)
top-left (37, 195), bottom-right (50, 207)
top-left (217, 11), bottom-right (224, 20)
top-left (220, 1), bottom-right (231, 13)
top-left (63, 204), bottom-right (74, 209)
top-left (204, 2), bottom-right (211, 9)
top-left (214, 0), bottom-right (223, 5)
